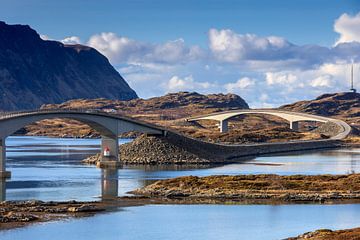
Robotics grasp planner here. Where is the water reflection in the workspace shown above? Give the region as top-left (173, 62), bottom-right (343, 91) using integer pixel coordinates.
top-left (0, 179), bottom-right (5, 201)
top-left (101, 169), bottom-right (118, 200)
top-left (1, 170), bottom-right (120, 201)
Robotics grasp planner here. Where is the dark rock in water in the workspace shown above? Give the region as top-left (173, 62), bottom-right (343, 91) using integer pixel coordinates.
top-left (0, 21), bottom-right (137, 111)
top-left (67, 204), bottom-right (104, 212)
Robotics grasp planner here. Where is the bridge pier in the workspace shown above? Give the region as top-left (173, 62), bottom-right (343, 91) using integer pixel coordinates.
top-left (97, 135), bottom-right (120, 168)
top-left (0, 138), bottom-right (11, 179)
top-left (290, 121), bottom-right (299, 131)
top-left (219, 120), bottom-right (229, 133)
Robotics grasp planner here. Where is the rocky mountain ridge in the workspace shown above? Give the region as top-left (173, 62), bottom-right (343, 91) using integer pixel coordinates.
top-left (0, 21), bottom-right (137, 110)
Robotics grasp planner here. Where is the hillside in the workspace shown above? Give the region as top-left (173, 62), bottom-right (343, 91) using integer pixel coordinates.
top-left (280, 92), bottom-right (360, 131)
top-left (26, 92), bottom-right (250, 138)
top-left (21, 92), bottom-right (317, 143)
top-left (0, 21), bottom-right (137, 111)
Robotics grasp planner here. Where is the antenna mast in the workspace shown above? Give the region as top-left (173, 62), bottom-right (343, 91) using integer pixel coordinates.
top-left (350, 63), bottom-right (357, 93)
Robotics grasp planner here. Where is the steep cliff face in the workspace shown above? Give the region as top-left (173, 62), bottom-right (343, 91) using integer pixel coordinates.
top-left (0, 21), bottom-right (137, 111)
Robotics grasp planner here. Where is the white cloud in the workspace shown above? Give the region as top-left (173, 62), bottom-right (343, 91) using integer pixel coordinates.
top-left (40, 34), bottom-right (50, 40)
top-left (265, 72), bottom-right (297, 85)
top-left (87, 32), bottom-right (204, 65)
top-left (334, 12), bottom-right (360, 45)
top-left (310, 75), bottom-right (334, 88)
top-left (224, 77), bottom-right (255, 92)
top-left (164, 75), bottom-right (214, 92)
top-left (61, 36), bottom-right (81, 45)
top-left (208, 28), bottom-right (290, 63)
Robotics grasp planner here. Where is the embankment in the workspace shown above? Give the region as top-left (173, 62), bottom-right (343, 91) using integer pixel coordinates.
top-left (83, 131), bottom-right (342, 164)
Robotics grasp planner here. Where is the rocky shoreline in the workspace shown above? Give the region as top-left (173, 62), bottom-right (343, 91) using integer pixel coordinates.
top-left (0, 197), bottom-right (159, 230)
top-left (286, 227), bottom-right (360, 240)
top-left (0, 200), bottom-right (106, 230)
top-left (130, 174), bottom-right (360, 203)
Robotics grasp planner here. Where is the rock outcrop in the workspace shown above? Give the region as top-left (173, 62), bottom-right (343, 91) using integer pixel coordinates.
top-left (0, 21), bottom-right (137, 111)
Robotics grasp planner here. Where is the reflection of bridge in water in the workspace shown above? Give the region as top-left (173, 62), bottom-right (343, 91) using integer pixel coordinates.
top-left (0, 169), bottom-right (120, 202)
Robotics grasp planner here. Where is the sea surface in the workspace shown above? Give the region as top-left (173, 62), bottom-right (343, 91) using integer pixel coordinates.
top-left (1, 136), bottom-right (360, 240)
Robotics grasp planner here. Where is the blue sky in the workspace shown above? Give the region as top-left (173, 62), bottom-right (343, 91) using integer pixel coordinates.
top-left (1, 0), bottom-right (360, 106)
top-left (2, 0), bottom-right (359, 46)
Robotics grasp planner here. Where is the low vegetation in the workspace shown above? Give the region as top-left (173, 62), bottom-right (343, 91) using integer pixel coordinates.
top-left (132, 174), bottom-right (360, 202)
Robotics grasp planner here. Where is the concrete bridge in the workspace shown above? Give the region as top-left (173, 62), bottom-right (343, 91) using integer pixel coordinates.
top-left (187, 109), bottom-right (351, 140)
top-left (0, 109), bottom-right (166, 178)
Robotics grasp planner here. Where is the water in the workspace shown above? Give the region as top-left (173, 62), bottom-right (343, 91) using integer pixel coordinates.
top-left (1, 136), bottom-right (360, 240)
top-left (4, 136), bottom-right (360, 201)
top-left (1, 204), bottom-right (360, 240)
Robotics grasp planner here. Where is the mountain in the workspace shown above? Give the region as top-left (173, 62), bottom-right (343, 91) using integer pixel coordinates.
top-left (0, 21), bottom-right (137, 111)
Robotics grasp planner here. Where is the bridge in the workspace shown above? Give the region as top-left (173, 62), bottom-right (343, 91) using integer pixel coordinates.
top-left (0, 109), bottom-right (166, 178)
top-left (187, 109), bottom-right (351, 140)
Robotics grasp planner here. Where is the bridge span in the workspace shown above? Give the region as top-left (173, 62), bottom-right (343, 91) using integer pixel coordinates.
top-left (0, 109), bottom-right (166, 178)
top-left (187, 109), bottom-right (351, 140)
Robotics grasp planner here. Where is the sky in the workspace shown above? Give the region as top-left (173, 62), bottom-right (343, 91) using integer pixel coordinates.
top-left (1, 0), bottom-right (360, 107)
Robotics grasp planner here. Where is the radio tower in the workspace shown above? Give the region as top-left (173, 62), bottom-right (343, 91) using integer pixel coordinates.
top-left (350, 63), bottom-right (357, 93)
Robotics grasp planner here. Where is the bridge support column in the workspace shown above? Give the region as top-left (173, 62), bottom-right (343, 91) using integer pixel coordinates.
top-left (97, 135), bottom-right (120, 168)
top-left (290, 121), bottom-right (299, 131)
top-left (0, 138), bottom-right (11, 179)
top-left (219, 120), bottom-right (228, 133)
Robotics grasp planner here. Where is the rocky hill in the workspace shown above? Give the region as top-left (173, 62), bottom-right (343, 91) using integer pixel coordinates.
top-left (23, 92), bottom-right (252, 138)
top-left (42, 91), bottom-right (249, 114)
top-left (0, 21), bottom-right (137, 111)
top-left (280, 92), bottom-right (360, 132)
top-left (280, 92), bottom-right (359, 116)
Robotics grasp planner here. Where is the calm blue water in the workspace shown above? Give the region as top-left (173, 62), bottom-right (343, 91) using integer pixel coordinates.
top-left (1, 136), bottom-right (360, 240)
top-left (1, 204), bottom-right (360, 240)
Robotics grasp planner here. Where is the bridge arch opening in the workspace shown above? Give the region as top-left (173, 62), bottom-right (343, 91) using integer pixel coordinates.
top-left (0, 111), bottom-right (164, 178)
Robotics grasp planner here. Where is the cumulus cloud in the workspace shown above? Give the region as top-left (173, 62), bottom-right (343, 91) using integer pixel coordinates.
top-left (265, 72), bottom-right (297, 85)
top-left (208, 27), bottom-right (360, 69)
top-left (61, 36), bottom-right (81, 45)
top-left (208, 28), bottom-right (291, 62)
top-left (310, 75), bottom-right (334, 88)
top-left (164, 75), bottom-right (214, 92)
top-left (334, 12), bottom-right (360, 45)
top-left (87, 32), bottom-right (204, 65)
top-left (224, 77), bottom-right (255, 92)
